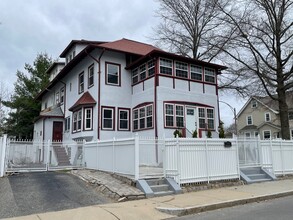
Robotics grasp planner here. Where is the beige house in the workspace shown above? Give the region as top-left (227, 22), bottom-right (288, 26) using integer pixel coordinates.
top-left (237, 92), bottom-right (293, 139)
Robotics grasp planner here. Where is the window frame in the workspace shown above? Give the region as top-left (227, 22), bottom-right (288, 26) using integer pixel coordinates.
top-left (65, 116), bottom-right (70, 132)
top-left (263, 130), bottom-right (271, 139)
top-left (133, 104), bottom-right (153, 131)
top-left (204, 67), bottom-right (215, 83)
top-left (55, 91), bottom-right (60, 104)
top-left (288, 111), bottom-right (293, 120)
top-left (175, 61), bottom-right (188, 78)
top-left (159, 58), bottom-right (173, 75)
top-left (88, 64), bottom-right (94, 88)
top-left (118, 108), bottom-right (130, 131)
top-left (60, 87), bottom-right (64, 104)
top-left (84, 108), bottom-right (93, 131)
top-left (247, 115), bottom-right (253, 125)
top-left (198, 107), bottom-right (206, 129)
top-left (190, 65), bottom-right (203, 81)
top-left (102, 106), bottom-right (115, 130)
top-left (251, 100), bottom-right (258, 108)
top-left (164, 103), bottom-right (185, 128)
top-left (78, 72), bottom-right (84, 94)
top-left (72, 109), bottom-right (82, 133)
top-left (105, 62), bottom-right (121, 86)
top-left (265, 112), bottom-right (271, 122)
top-left (206, 108), bottom-right (214, 129)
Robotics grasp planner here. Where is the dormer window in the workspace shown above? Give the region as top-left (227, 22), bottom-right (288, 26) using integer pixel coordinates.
top-left (251, 100), bottom-right (257, 108)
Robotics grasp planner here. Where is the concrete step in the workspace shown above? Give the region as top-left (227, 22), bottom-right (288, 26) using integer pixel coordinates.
top-left (147, 178), bottom-right (166, 186)
top-left (241, 167), bottom-right (263, 175)
top-left (150, 184), bottom-right (170, 192)
top-left (153, 190), bottom-right (174, 197)
top-left (247, 174), bottom-right (268, 180)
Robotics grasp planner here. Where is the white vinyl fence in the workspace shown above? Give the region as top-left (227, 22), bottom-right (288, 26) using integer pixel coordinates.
top-left (164, 138), bottom-right (239, 185)
top-left (83, 135), bottom-right (164, 180)
top-left (260, 139), bottom-right (293, 175)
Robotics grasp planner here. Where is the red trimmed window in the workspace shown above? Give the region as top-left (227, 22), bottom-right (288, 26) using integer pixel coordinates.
top-left (88, 65), bottom-right (94, 88)
top-left (106, 63), bottom-right (120, 86)
top-left (133, 104), bottom-right (153, 131)
top-left (78, 72), bottom-right (84, 93)
top-left (118, 108), bottom-right (130, 131)
top-left (164, 104), bottom-right (184, 128)
top-left (84, 108), bottom-right (93, 130)
top-left (102, 107), bottom-right (115, 130)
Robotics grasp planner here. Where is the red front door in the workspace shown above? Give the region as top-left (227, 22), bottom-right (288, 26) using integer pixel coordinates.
top-left (52, 121), bottom-right (63, 141)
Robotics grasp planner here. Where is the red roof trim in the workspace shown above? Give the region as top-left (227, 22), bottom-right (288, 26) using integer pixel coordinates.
top-left (69, 92), bottom-right (97, 111)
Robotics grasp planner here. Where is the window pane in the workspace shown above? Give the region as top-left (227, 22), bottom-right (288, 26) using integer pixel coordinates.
top-left (176, 117), bottom-right (184, 128)
top-left (207, 109), bottom-right (214, 118)
top-left (190, 65), bottom-right (202, 81)
top-left (132, 68), bottom-right (139, 84)
top-left (147, 105), bottom-right (152, 116)
top-left (107, 64), bottom-right (119, 85)
top-left (140, 118), bottom-right (145, 129)
top-left (147, 117), bottom-right (152, 128)
top-left (166, 104), bottom-right (174, 115)
top-left (160, 58), bottom-right (173, 75)
top-left (208, 119), bottom-right (214, 129)
top-left (120, 111), bottom-right (128, 120)
top-left (134, 120), bottom-right (138, 130)
top-left (204, 68), bottom-right (215, 83)
top-left (166, 116), bottom-right (174, 127)
top-left (139, 64), bottom-right (146, 80)
top-left (176, 105), bottom-right (184, 116)
top-left (104, 119), bottom-right (112, 128)
top-left (175, 62), bottom-right (188, 78)
top-left (104, 109), bottom-right (112, 118)
top-left (120, 120), bottom-right (128, 129)
top-left (133, 110), bottom-right (138, 119)
top-left (199, 118), bottom-right (206, 128)
top-left (198, 108), bottom-right (205, 117)
top-left (148, 60), bottom-right (155, 76)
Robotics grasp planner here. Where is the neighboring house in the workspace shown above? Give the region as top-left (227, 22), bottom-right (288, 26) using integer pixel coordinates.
top-left (236, 92), bottom-right (293, 139)
top-left (33, 38), bottom-right (227, 142)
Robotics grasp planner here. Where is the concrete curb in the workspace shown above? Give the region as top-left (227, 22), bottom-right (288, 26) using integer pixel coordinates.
top-left (156, 190), bottom-right (293, 217)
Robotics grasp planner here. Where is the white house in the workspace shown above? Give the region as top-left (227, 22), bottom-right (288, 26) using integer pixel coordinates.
top-left (34, 38), bottom-right (227, 142)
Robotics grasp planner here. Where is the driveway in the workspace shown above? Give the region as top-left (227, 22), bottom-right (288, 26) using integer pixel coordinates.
top-left (0, 172), bottom-right (113, 219)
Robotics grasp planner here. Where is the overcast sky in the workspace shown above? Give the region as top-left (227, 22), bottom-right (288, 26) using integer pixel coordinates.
top-left (0, 0), bottom-right (244, 126)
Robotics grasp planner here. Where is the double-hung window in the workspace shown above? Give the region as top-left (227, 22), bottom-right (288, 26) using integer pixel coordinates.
top-left (79, 72), bottom-right (84, 93)
top-left (65, 116), bottom-right (70, 132)
top-left (165, 104), bottom-right (184, 128)
top-left (60, 88), bottom-right (64, 104)
top-left (190, 65), bottom-right (202, 81)
top-left (265, 112), bottom-right (271, 122)
top-left (73, 109), bottom-right (82, 132)
top-left (160, 58), bottom-right (173, 75)
top-left (204, 68), bottom-right (215, 83)
top-left (132, 68), bottom-right (139, 84)
top-left (148, 60), bottom-right (155, 76)
top-left (56, 92), bottom-right (60, 104)
top-left (84, 108), bottom-right (93, 130)
top-left (88, 65), bottom-right (94, 88)
top-left (175, 61), bottom-right (188, 78)
top-left (118, 109), bottom-right (130, 131)
top-left (106, 63), bottom-right (120, 86)
top-left (102, 107), bottom-right (114, 130)
top-left (247, 115), bottom-right (253, 125)
top-left (165, 104), bottom-right (174, 127)
top-left (198, 108), bottom-right (206, 129)
top-left (133, 104), bottom-right (153, 131)
top-left (207, 108), bottom-right (214, 129)
top-left (139, 64), bottom-right (146, 80)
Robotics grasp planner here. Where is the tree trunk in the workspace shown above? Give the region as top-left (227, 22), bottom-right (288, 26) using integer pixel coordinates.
top-left (277, 90), bottom-right (290, 140)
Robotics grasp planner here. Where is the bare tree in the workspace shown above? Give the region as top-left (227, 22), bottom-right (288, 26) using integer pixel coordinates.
top-left (153, 0), bottom-right (254, 96)
top-left (216, 0), bottom-right (293, 139)
top-left (154, 0), bottom-right (234, 61)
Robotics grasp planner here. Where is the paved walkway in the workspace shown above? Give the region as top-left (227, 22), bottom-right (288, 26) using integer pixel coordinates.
top-left (72, 170), bottom-right (144, 200)
top-left (3, 178), bottom-right (293, 220)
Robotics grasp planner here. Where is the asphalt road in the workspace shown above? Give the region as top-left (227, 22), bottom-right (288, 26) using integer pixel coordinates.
top-left (172, 195), bottom-right (293, 220)
top-left (0, 172), bottom-right (112, 219)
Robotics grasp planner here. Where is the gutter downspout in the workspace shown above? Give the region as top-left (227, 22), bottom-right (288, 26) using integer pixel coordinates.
top-left (85, 48), bottom-right (105, 140)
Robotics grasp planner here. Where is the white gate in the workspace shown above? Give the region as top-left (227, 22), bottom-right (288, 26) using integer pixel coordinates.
top-left (238, 138), bottom-right (261, 167)
top-left (3, 137), bottom-right (83, 173)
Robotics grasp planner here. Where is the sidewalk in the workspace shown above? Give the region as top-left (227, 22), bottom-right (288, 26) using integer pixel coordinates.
top-left (3, 179), bottom-right (293, 220)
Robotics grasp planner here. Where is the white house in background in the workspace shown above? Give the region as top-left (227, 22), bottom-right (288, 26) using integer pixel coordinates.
top-left (33, 38), bottom-right (227, 142)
